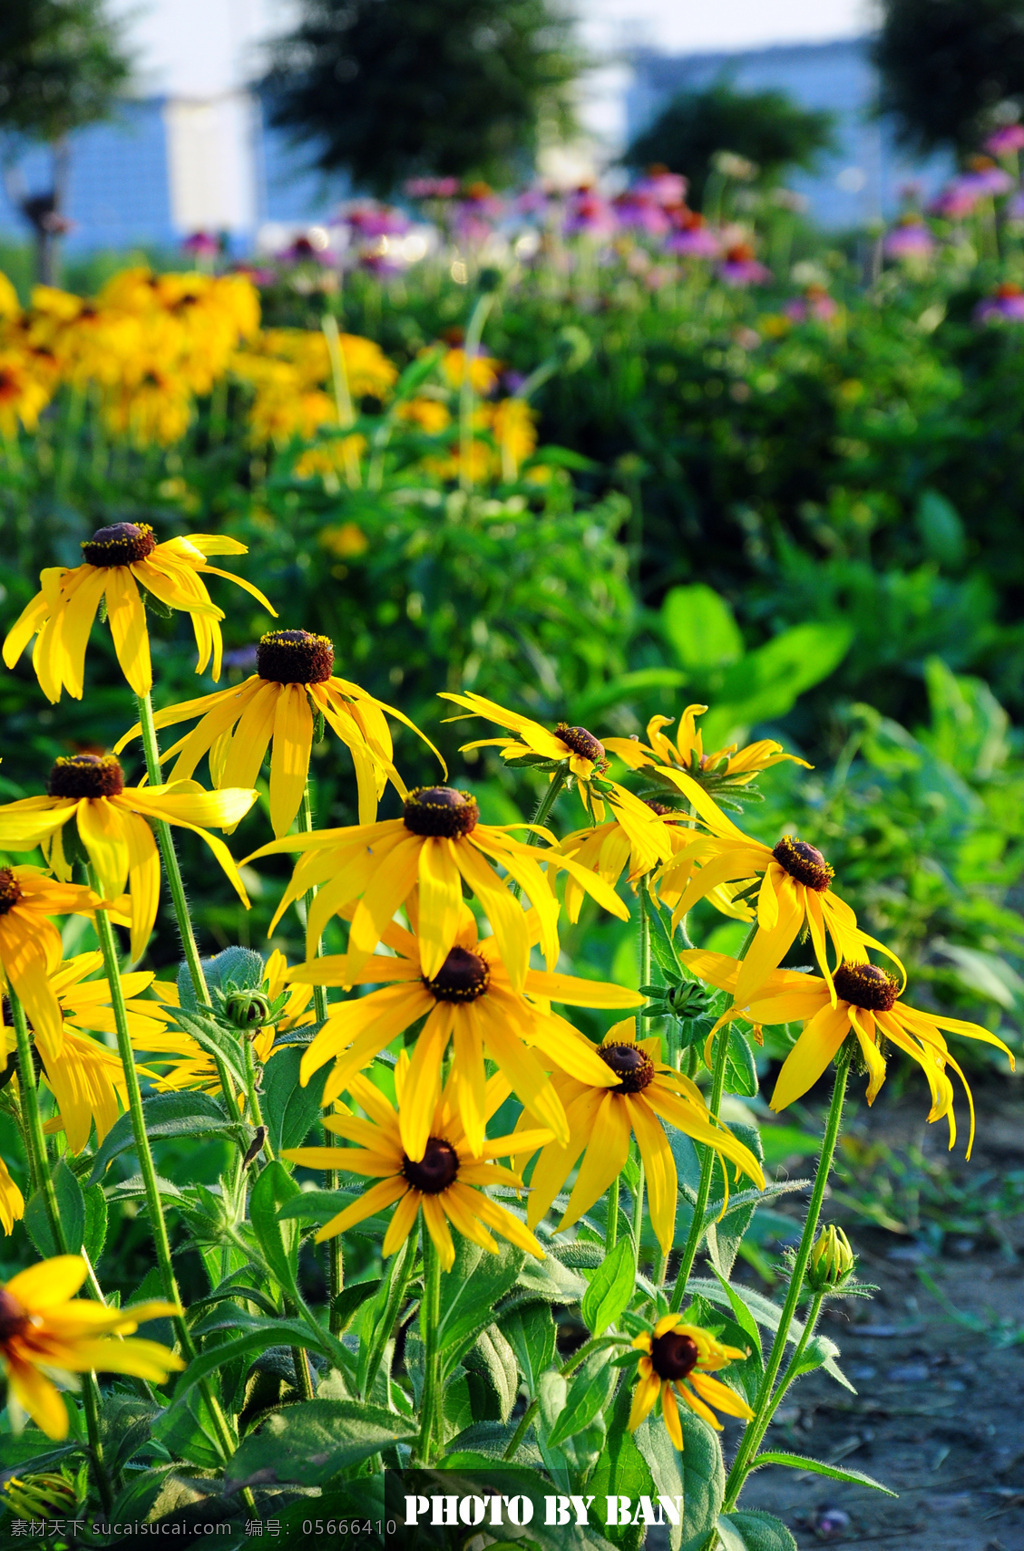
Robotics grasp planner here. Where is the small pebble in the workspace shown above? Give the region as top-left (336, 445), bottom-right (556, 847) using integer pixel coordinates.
top-left (812, 1506), bottom-right (851, 1540)
top-left (886, 1362), bottom-right (930, 1383)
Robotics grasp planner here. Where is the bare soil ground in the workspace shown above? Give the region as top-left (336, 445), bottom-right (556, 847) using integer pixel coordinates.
top-left (725, 1079), bottom-right (1024, 1550)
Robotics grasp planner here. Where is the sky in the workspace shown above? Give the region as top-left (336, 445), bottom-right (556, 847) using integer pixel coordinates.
top-left (110, 0), bottom-right (876, 98)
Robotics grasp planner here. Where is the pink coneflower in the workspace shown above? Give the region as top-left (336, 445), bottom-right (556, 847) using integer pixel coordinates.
top-left (975, 282), bottom-right (1024, 322)
top-left (718, 243), bottom-right (771, 286)
top-left (346, 203), bottom-right (409, 240)
top-left (930, 184), bottom-right (981, 219)
top-left (633, 166), bottom-right (688, 206)
top-left (958, 156), bottom-right (1015, 196)
top-left (182, 231), bottom-right (219, 258)
top-left (884, 218), bottom-right (936, 260)
top-left (665, 208), bottom-right (720, 257)
top-left (614, 190), bottom-right (670, 236)
top-left (785, 284), bottom-right (838, 322)
top-left (564, 186), bottom-right (617, 239)
top-left (985, 126), bottom-right (1024, 157)
top-left (405, 177), bottom-right (460, 198)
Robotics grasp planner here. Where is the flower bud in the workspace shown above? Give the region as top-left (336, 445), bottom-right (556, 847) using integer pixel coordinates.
top-left (807, 1225), bottom-right (855, 1292)
top-left (224, 989), bottom-right (273, 1031)
top-left (2, 1470), bottom-right (81, 1520)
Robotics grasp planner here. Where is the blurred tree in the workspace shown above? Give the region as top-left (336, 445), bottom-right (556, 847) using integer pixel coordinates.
top-left (623, 81), bottom-right (836, 202)
top-left (262, 0), bottom-right (580, 194)
top-left (875, 0), bottom-right (1024, 154)
top-left (0, 0), bottom-right (130, 283)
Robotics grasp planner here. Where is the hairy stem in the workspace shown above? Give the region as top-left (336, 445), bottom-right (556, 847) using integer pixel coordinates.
top-left (417, 1232), bottom-right (443, 1464)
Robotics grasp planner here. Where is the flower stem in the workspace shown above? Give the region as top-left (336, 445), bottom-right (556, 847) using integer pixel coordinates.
top-left (134, 690), bottom-right (242, 1126)
top-left (89, 888), bottom-right (237, 1464)
top-left (242, 1037), bottom-right (272, 1161)
top-left (605, 1176), bottom-right (620, 1253)
top-left (417, 1230), bottom-right (443, 1464)
top-left (723, 1054), bottom-right (851, 1509)
top-left (10, 989), bottom-right (113, 1513)
top-left (300, 780), bottom-right (342, 1327)
top-left (526, 765), bottom-right (567, 843)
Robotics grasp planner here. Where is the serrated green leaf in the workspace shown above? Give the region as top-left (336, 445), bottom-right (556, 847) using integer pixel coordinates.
top-left (546, 1349), bottom-right (616, 1448)
top-left (249, 1159), bottom-right (301, 1298)
top-left (752, 1450), bottom-right (897, 1495)
top-left (24, 1158), bottom-right (84, 1257)
top-left (724, 1027), bottom-right (759, 1098)
top-left (225, 1399), bottom-right (416, 1490)
top-left (178, 947), bottom-right (265, 1010)
top-left (87, 1092), bottom-right (238, 1186)
top-left (262, 1044), bottom-right (326, 1154)
top-left (500, 1302), bottom-right (556, 1396)
top-left (717, 1509), bottom-right (799, 1551)
top-left (438, 1239), bottom-right (523, 1364)
top-left (581, 1236), bottom-right (636, 1337)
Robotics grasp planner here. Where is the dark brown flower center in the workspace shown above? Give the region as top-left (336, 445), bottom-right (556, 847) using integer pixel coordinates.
top-left (256, 629), bottom-right (334, 685)
top-left (0, 869), bottom-right (22, 917)
top-left (47, 753), bottom-right (125, 799)
top-left (0, 1287), bottom-right (29, 1345)
top-left (772, 836), bottom-right (833, 892)
top-left (555, 723), bottom-right (605, 763)
top-left (425, 945), bottom-right (490, 1003)
top-left (81, 522), bottom-right (157, 567)
top-left (402, 1136), bottom-right (459, 1194)
top-left (833, 961), bottom-right (900, 1012)
top-left (650, 1330), bottom-right (700, 1382)
top-left (600, 1042), bottom-right (655, 1093)
top-left (403, 786), bottom-right (479, 838)
top-left (645, 800), bottom-right (674, 816)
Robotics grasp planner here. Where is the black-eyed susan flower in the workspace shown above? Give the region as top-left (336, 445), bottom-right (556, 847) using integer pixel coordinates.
top-left (1, 951), bottom-right (173, 1156)
top-left (283, 1058), bottom-right (550, 1269)
top-left (0, 753), bottom-right (257, 962)
top-left (116, 628), bottom-right (441, 836)
top-left (605, 705), bottom-right (811, 789)
top-left (658, 815), bottom-right (901, 1010)
top-left (0, 1254), bottom-right (183, 1439)
top-left (556, 798), bottom-right (701, 923)
top-left (288, 902), bottom-right (639, 1159)
top-left (681, 949), bottom-right (1014, 1155)
top-left (246, 784), bottom-right (628, 992)
top-left (2, 523), bottom-right (276, 702)
top-left (439, 690), bottom-right (611, 783)
top-left (518, 1021), bottom-right (765, 1254)
top-left (141, 949), bottom-right (314, 1095)
top-left (629, 1314), bottom-right (753, 1448)
top-left (0, 866), bottom-right (100, 1062)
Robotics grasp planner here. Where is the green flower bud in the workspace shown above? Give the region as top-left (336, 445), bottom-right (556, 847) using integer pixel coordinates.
top-left (3, 1471), bottom-right (81, 1520)
top-left (223, 989), bottom-right (273, 1030)
top-left (807, 1224), bottom-right (855, 1292)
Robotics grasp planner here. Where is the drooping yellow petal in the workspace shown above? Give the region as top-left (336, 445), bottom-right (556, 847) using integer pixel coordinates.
top-left (268, 684), bottom-right (314, 838)
top-left (104, 568), bottom-right (152, 697)
top-left (417, 836), bottom-right (464, 981)
top-left (770, 1002), bottom-right (853, 1112)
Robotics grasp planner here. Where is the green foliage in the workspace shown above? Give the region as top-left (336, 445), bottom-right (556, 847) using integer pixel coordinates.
top-left (0, 0), bottom-right (130, 143)
top-left (624, 81), bottom-right (837, 200)
top-left (263, 0), bottom-right (581, 192)
top-left (875, 0), bottom-right (1024, 153)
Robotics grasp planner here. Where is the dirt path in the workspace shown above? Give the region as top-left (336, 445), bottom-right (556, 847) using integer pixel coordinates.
top-left (726, 1081), bottom-right (1024, 1549)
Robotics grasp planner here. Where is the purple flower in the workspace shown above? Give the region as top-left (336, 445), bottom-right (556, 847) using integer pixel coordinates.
top-left (564, 187), bottom-right (617, 239)
top-left (346, 202), bottom-right (409, 239)
top-left (785, 285), bottom-right (837, 322)
top-left (985, 125), bottom-right (1024, 156)
top-left (613, 191), bottom-right (670, 236)
top-left (182, 231), bottom-right (219, 257)
top-left (929, 183), bottom-right (980, 219)
top-left (665, 209), bottom-right (720, 257)
top-left (632, 168), bottom-right (688, 206)
top-left (975, 283), bottom-right (1024, 322)
top-left (405, 177), bottom-right (460, 198)
top-left (884, 220), bottom-right (936, 259)
top-left (718, 244), bottom-right (771, 286)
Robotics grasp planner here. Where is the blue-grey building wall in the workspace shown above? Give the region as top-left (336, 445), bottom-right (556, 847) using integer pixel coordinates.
top-left (627, 38), bottom-right (953, 227)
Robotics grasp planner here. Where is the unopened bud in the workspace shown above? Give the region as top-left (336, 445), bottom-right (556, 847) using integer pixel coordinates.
top-left (224, 989), bottom-right (273, 1030)
top-left (3, 1471), bottom-right (81, 1520)
top-left (807, 1224), bottom-right (855, 1291)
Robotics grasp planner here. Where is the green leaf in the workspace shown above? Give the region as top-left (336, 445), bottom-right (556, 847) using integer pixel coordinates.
top-left (248, 1159), bottom-right (301, 1298)
top-left (277, 1187), bottom-right (360, 1225)
top-left (83, 1182), bottom-right (108, 1265)
top-left (469, 1325), bottom-right (519, 1422)
top-left (581, 1237), bottom-right (636, 1337)
top-left (701, 621), bottom-right (852, 747)
top-left (87, 1092), bottom-right (238, 1185)
top-left (637, 1397), bottom-right (724, 1551)
top-left (706, 1121), bottom-right (765, 1279)
top-left (166, 1005), bottom-right (248, 1093)
top-left (546, 1348), bottom-right (617, 1447)
top-left (24, 1158), bottom-right (84, 1257)
top-left (717, 1509), bottom-right (799, 1551)
top-left (647, 894), bottom-right (685, 980)
top-left (662, 584), bottom-right (744, 676)
top-left (438, 1239), bottom-right (523, 1365)
top-left (709, 1267), bottom-right (762, 1361)
top-left (500, 1302), bottom-right (555, 1396)
top-left (590, 1380), bottom-right (654, 1551)
top-left (224, 1399), bottom-right (416, 1490)
top-left (724, 1026), bottom-right (759, 1099)
top-left (262, 1045), bottom-right (327, 1154)
top-left (575, 666), bottom-right (688, 725)
top-left (752, 1450), bottom-right (897, 1496)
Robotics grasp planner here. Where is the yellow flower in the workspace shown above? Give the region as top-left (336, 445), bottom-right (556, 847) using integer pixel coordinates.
top-left (1, 951), bottom-right (173, 1158)
top-left (0, 867), bottom-right (100, 1061)
top-left (246, 783), bottom-right (628, 993)
top-left (0, 753), bottom-right (257, 961)
top-left (141, 949), bottom-right (313, 1095)
top-left (116, 629), bottom-right (440, 836)
top-left (629, 1314), bottom-right (753, 1448)
top-left (3, 525), bottom-right (276, 701)
top-left (0, 1254), bottom-right (183, 1439)
top-left (556, 802), bottom-right (695, 923)
top-left (440, 691), bottom-right (611, 782)
top-left (396, 396), bottom-right (451, 434)
top-left (681, 949), bottom-right (1014, 1155)
top-left (0, 1159), bottom-right (23, 1235)
top-left (289, 901), bottom-right (638, 1158)
top-left (518, 1021), bottom-right (764, 1254)
top-left (658, 817), bottom-right (901, 1010)
top-left (490, 397), bottom-right (537, 473)
top-left (293, 437), bottom-right (367, 485)
top-left (100, 366), bottom-right (193, 448)
top-left (0, 350), bottom-right (51, 435)
top-left (440, 347), bottom-right (500, 394)
top-left (319, 521), bottom-right (369, 559)
top-left (605, 705), bottom-right (811, 786)
top-left (807, 1224), bottom-right (855, 1291)
top-left (283, 1056), bottom-right (549, 1269)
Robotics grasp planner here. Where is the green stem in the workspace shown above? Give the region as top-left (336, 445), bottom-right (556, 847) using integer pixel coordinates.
top-left (525, 765), bottom-right (567, 843)
top-left (135, 691), bottom-right (242, 1127)
top-left (417, 1231), bottom-right (443, 1464)
top-left (90, 888), bottom-right (237, 1464)
top-left (503, 1399), bottom-right (537, 1460)
top-left (361, 1235), bottom-right (414, 1402)
top-left (300, 781), bottom-right (341, 1327)
top-left (605, 1176), bottom-right (620, 1253)
top-left (242, 1037), bottom-right (272, 1160)
top-left (670, 1019), bottom-right (730, 1310)
top-left (10, 989), bottom-right (114, 1513)
top-left (723, 1055), bottom-right (851, 1509)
